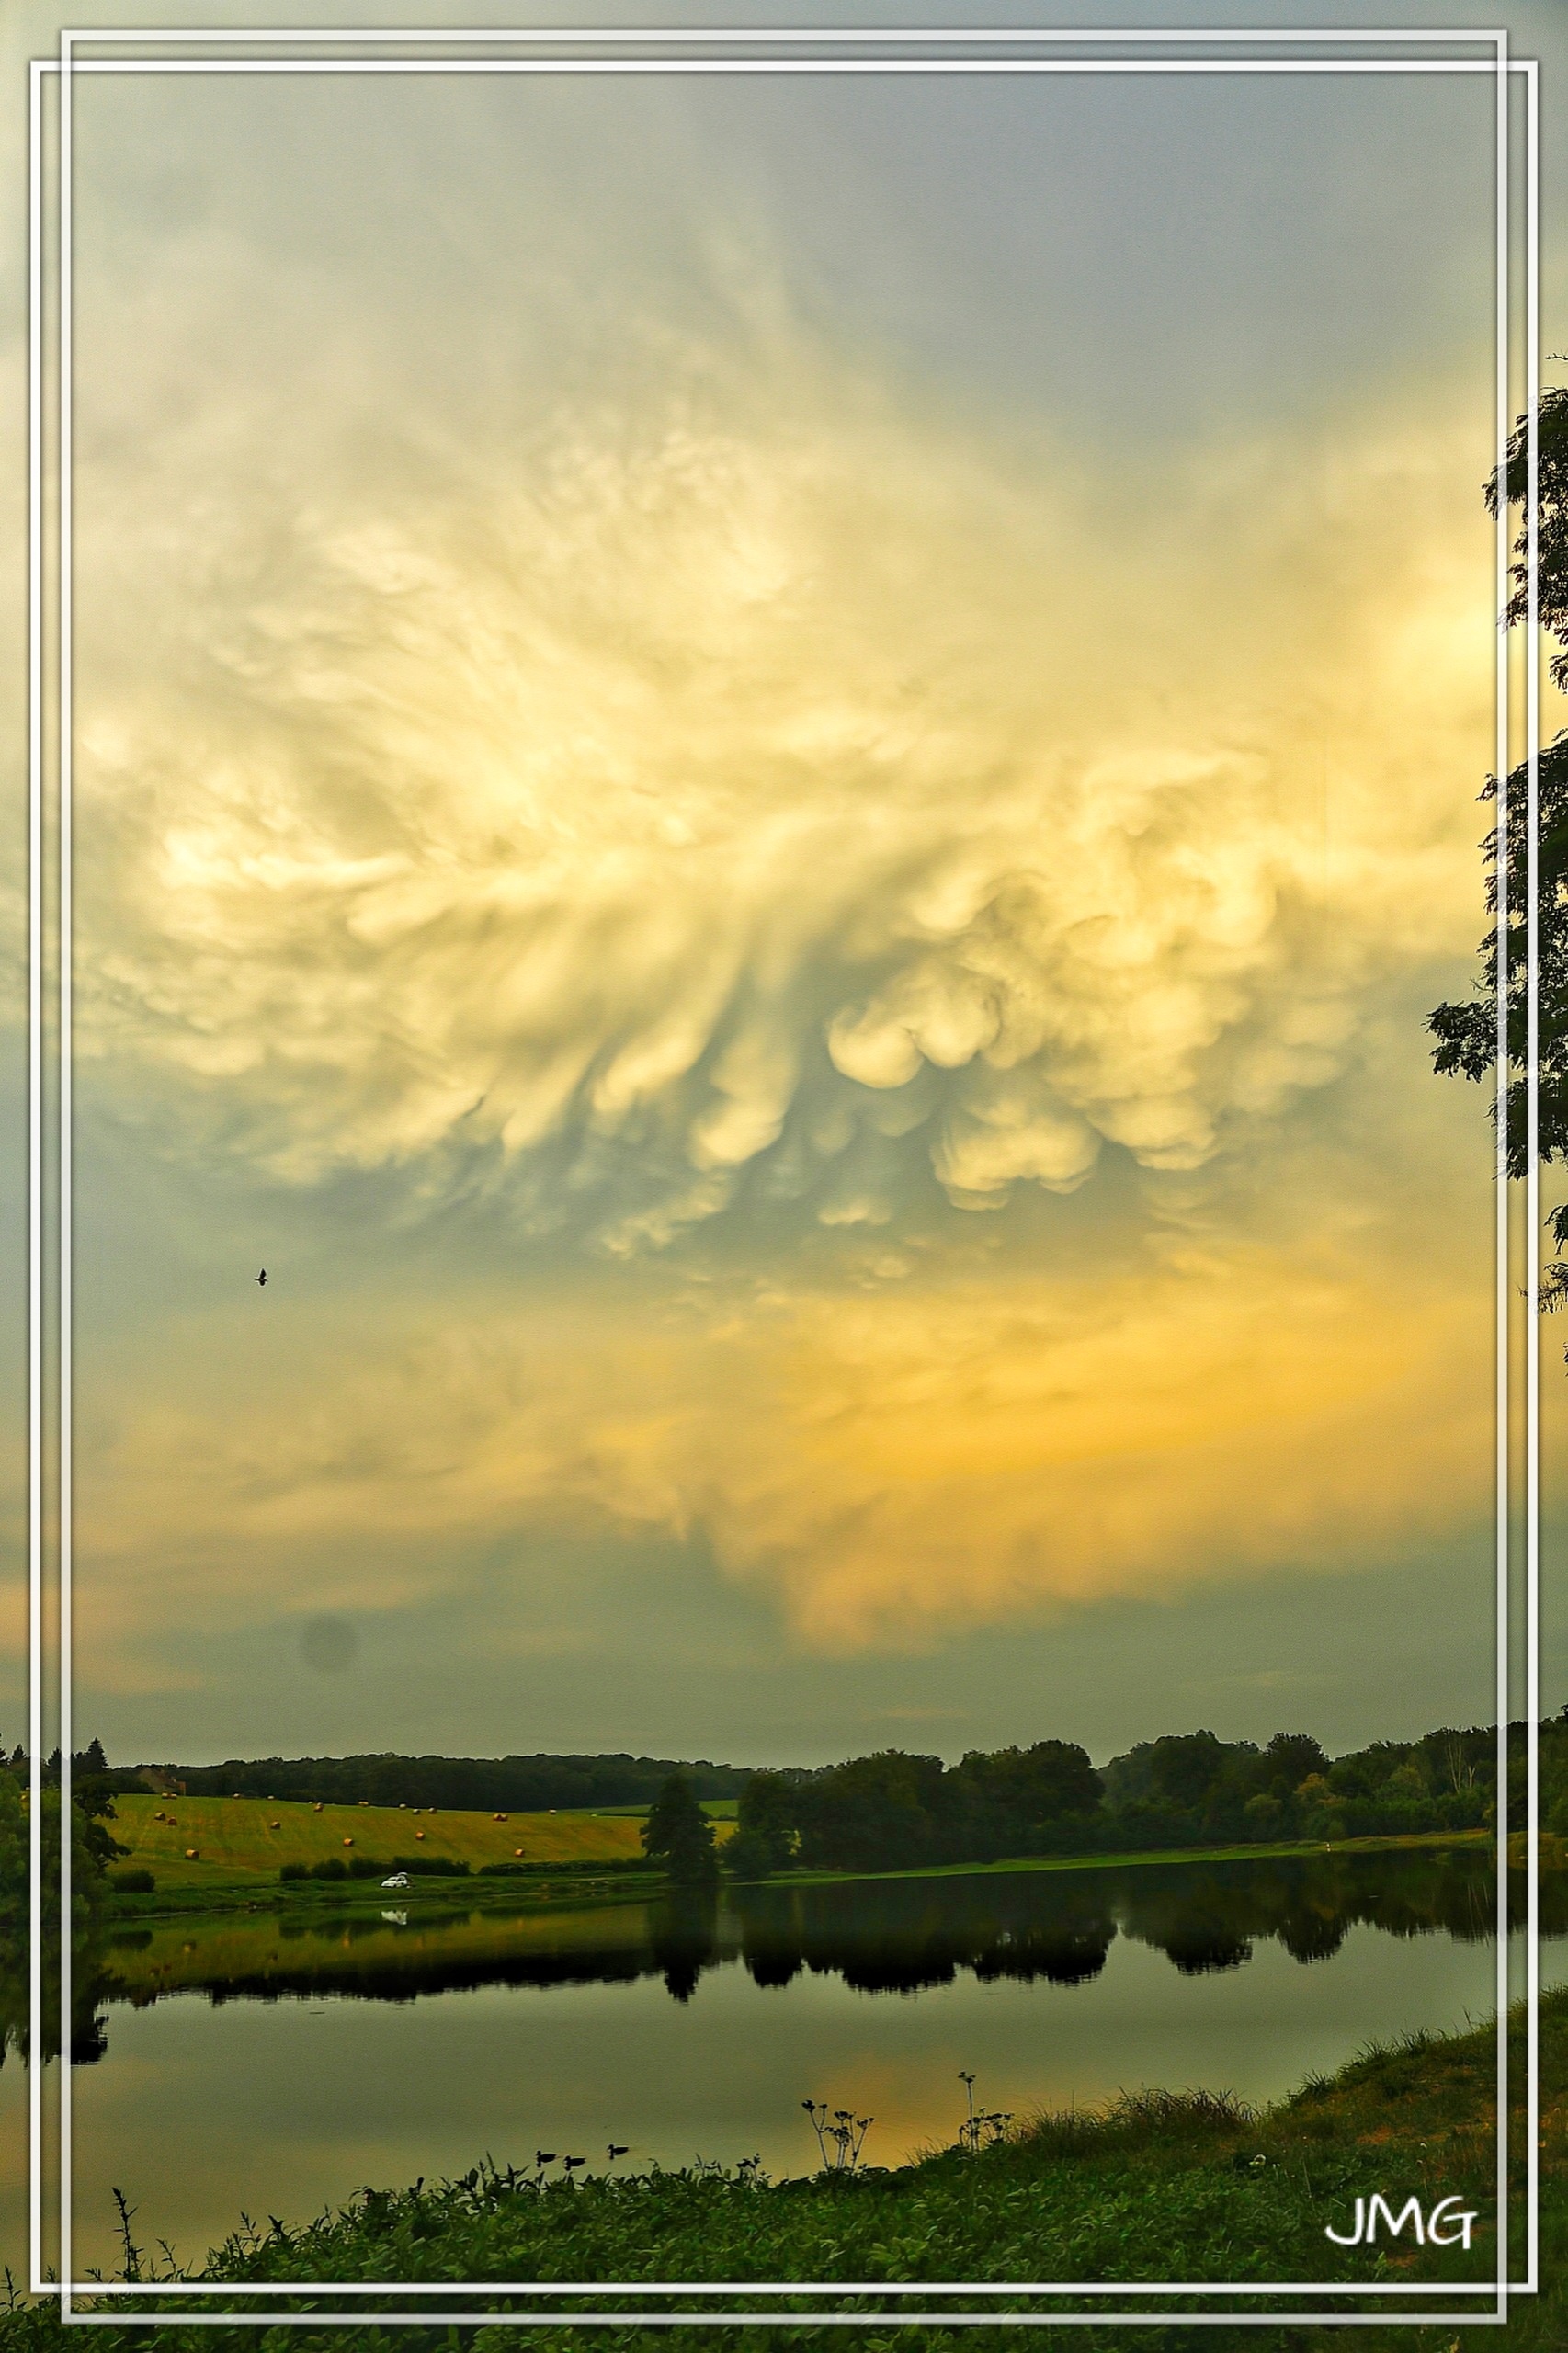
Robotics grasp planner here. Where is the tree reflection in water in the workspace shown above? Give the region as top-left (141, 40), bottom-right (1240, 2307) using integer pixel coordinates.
top-left (649, 1891), bottom-right (720, 2003)
top-left (14, 1844), bottom-right (1558, 2064)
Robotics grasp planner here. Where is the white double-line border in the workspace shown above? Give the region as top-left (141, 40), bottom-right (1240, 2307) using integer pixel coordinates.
top-left (26, 17), bottom-right (1540, 2328)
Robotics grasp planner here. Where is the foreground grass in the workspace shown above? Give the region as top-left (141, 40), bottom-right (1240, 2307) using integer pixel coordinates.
top-left (8, 1992), bottom-right (1561, 2350)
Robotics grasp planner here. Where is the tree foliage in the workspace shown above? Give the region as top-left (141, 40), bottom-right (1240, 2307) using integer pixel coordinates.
top-left (170, 1747), bottom-right (756, 1812)
top-left (1428, 383), bottom-right (1568, 1306)
top-left (1493, 381), bottom-right (1568, 678)
top-left (720, 1724), bottom-right (1508, 1882)
top-left (640, 1772), bottom-right (719, 1886)
top-left (723, 1769), bottom-right (800, 1880)
top-left (795, 1750), bottom-right (948, 1873)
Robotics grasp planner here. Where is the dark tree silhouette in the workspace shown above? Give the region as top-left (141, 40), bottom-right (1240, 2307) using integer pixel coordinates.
top-left (1265, 1733), bottom-right (1328, 1793)
top-left (723, 1769), bottom-right (800, 1880)
top-left (1429, 382), bottom-right (1568, 1316)
top-left (640, 1771), bottom-right (719, 1886)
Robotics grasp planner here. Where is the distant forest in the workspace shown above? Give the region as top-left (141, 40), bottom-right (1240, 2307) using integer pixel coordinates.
top-left (82, 1748), bottom-right (762, 1813)
top-left (720, 1721), bottom-right (1556, 1881)
top-left (34, 1710), bottom-right (1568, 1881)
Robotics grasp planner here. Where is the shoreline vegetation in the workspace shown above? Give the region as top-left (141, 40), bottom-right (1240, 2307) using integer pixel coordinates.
top-left (97, 1824), bottom-right (1497, 1930)
top-left (6, 1991), bottom-right (1558, 2350)
top-left (5, 1738), bottom-right (1556, 2340)
top-left (16, 1707), bottom-right (1562, 1925)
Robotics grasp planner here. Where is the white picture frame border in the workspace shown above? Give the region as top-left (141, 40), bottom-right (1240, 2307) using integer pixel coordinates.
top-left (26, 17), bottom-right (1540, 2328)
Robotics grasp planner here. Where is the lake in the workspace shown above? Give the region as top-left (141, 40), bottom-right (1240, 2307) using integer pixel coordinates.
top-left (7, 1845), bottom-right (1564, 2281)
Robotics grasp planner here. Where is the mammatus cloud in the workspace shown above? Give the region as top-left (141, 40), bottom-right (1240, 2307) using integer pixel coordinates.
top-left (65, 221), bottom-right (1504, 1670)
top-left (74, 293), bottom-right (1493, 1245)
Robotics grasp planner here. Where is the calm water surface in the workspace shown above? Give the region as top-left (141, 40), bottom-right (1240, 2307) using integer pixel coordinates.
top-left (7, 1847), bottom-right (1563, 2279)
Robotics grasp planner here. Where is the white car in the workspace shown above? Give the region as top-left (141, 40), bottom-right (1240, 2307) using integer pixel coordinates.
top-left (381, 1872), bottom-right (411, 1889)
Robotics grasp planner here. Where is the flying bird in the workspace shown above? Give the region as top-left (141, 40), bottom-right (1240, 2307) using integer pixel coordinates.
top-left (255, 1270), bottom-right (267, 1287)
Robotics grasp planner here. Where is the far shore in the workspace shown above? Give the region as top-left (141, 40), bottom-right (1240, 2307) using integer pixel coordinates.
top-left (98, 1823), bottom-right (1501, 1930)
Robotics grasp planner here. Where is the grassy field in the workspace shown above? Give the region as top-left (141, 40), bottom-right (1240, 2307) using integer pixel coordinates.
top-left (12, 1989), bottom-right (1557, 2349)
top-left (103, 1799), bottom-right (1490, 1909)
top-left (107, 1793), bottom-right (671, 1892)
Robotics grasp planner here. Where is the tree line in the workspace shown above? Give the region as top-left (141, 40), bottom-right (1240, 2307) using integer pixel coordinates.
top-left (642, 1713), bottom-right (1568, 1885)
top-left (13, 1711), bottom-right (1568, 1907)
top-left (89, 1746), bottom-right (758, 1813)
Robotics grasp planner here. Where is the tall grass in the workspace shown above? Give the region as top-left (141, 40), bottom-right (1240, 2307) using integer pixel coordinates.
top-left (4, 1995), bottom-right (1554, 2352)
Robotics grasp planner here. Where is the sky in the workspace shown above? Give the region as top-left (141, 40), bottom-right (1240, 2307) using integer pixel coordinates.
top-left (4, 2), bottom-right (1566, 1769)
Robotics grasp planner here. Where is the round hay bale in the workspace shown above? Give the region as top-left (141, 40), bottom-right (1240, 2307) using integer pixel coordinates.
top-left (342, 1836), bottom-right (353, 1847)
top-left (184, 1848), bottom-right (199, 1859)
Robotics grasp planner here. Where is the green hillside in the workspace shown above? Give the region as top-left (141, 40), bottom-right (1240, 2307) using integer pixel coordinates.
top-left (109, 1793), bottom-right (675, 1891)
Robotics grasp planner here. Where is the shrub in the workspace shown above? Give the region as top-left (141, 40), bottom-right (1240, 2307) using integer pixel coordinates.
top-left (108, 1868), bottom-right (153, 1894)
top-left (722, 1829), bottom-right (782, 1881)
top-left (479, 1856), bottom-right (644, 1876)
top-left (281, 1853), bottom-right (472, 1884)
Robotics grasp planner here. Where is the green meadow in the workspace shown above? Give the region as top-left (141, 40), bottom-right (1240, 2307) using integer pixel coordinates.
top-left (108, 1792), bottom-right (742, 1893)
